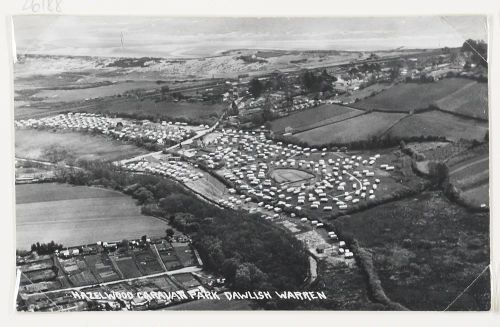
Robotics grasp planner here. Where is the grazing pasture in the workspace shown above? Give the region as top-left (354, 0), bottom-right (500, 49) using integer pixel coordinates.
top-left (16, 183), bottom-right (168, 250)
top-left (31, 81), bottom-right (162, 103)
top-left (386, 110), bottom-right (488, 141)
top-left (336, 83), bottom-right (393, 103)
top-left (15, 129), bottom-right (149, 163)
top-left (270, 104), bottom-right (363, 133)
top-left (448, 151), bottom-right (489, 207)
top-left (352, 78), bottom-right (475, 112)
top-left (434, 82), bottom-right (488, 120)
top-left (294, 112), bottom-right (407, 145)
top-left (90, 99), bottom-right (224, 122)
top-left (184, 172), bottom-right (228, 200)
top-left (461, 184), bottom-right (489, 208)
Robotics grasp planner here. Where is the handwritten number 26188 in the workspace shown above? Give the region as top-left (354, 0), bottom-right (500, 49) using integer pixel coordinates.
top-left (23, 0), bottom-right (62, 13)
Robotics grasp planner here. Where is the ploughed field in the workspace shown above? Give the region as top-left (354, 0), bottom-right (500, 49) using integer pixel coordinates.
top-left (16, 183), bottom-right (168, 250)
top-left (333, 191), bottom-right (490, 311)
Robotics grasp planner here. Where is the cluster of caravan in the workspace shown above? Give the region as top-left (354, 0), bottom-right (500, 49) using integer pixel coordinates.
top-left (15, 113), bottom-right (113, 131)
top-left (15, 113), bottom-right (195, 145)
top-left (121, 159), bottom-right (203, 184)
top-left (199, 129), bottom-right (386, 215)
top-left (198, 129), bottom-right (392, 259)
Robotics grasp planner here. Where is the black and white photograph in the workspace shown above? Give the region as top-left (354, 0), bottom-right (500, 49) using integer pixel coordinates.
top-left (10, 14), bottom-right (491, 312)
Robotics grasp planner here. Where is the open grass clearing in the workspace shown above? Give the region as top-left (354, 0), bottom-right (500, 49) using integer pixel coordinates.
top-left (461, 184), bottom-right (489, 207)
top-left (270, 104), bottom-right (363, 133)
top-left (294, 112), bottom-right (407, 145)
top-left (351, 78), bottom-right (475, 112)
top-left (434, 82), bottom-right (488, 120)
top-left (16, 183), bottom-right (168, 250)
top-left (386, 110), bottom-right (488, 141)
top-left (90, 98), bottom-right (224, 122)
top-left (270, 168), bottom-right (315, 184)
top-left (15, 129), bottom-right (149, 163)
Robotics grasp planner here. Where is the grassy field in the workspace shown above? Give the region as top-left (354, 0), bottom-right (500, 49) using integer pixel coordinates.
top-left (336, 83), bottom-right (393, 103)
top-left (270, 168), bottom-right (315, 183)
top-left (461, 184), bottom-right (489, 208)
top-left (31, 81), bottom-right (162, 103)
top-left (333, 191), bottom-right (490, 310)
top-left (352, 78), bottom-right (475, 112)
top-left (448, 150), bottom-right (489, 207)
top-left (386, 110), bottom-right (488, 141)
top-left (294, 112), bottom-right (407, 145)
top-left (434, 82), bottom-right (488, 120)
top-left (15, 129), bottom-right (149, 163)
top-left (90, 98), bottom-right (224, 122)
top-left (185, 172), bottom-right (228, 200)
top-left (16, 183), bottom-right (168, 250)
top-left (270, 104), bottom-right (363, 133)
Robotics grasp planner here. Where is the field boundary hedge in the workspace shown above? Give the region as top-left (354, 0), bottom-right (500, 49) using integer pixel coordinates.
top-left (351, 241), bottom-right (409, 311)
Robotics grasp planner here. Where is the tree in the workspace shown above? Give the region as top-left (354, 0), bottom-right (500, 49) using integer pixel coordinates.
top-left (166, 228), bottom-right (175, 238)
top-left (30, 241), bottom-right (63, 255)
top-left (160, 85), bottom-right (170, 94)
top-left (301, 71), bottom-right (317, 92)
top-left (121, 239), bottom-right (130, 250)
top-left (233, 262), bottom-right (268, 291)
top-left (249, 78), bottom-right (264, 98)
top-left (133, 186), bottom-right (154, 205)
top-left (462, 39), bottom-right (488, 67)
top-left (390, 66), bottom-right (400, 81)
top-left (221, 257), bottom-right (241, 283)
top-left (428, 161), bottom-right (449, 185)
top-left (42, 145), bottom-right (75, 164)
top-left (160, 85), bottom-right (170, 101)
top-left (229, 101), bottom-right (239, 116)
